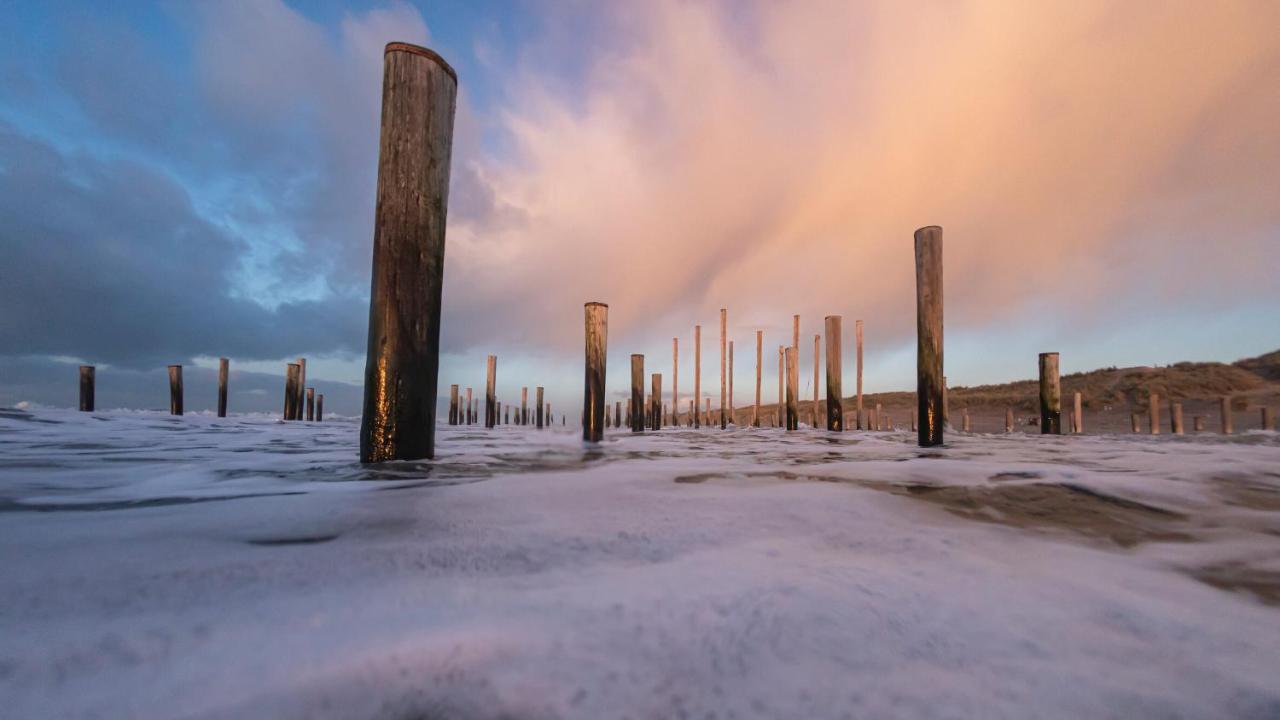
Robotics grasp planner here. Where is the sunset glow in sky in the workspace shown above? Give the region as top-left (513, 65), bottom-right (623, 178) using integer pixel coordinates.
top-left (2, 1), bottom-right (1278, 414)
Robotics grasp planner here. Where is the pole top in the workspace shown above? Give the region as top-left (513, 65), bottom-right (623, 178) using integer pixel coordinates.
top-left (385, 42), bottom-right (458, 84)
top-left (585, 301), bottom-right (608, 308)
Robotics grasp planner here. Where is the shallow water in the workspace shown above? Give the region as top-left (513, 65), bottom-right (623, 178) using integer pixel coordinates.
top-left (1, 408), bottom-right (1279, 718)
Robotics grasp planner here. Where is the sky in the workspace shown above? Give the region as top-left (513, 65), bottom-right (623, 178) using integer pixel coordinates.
top-left (1, 0), bottom-right (1278, 416)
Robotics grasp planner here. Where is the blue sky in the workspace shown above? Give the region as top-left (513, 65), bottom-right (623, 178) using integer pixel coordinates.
top-left (1, 1), bottom-right (1278, 415)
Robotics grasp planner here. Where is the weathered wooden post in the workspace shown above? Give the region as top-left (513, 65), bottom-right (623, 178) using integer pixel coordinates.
top-left (546, 402), bottom-right (551, 428)
top-left (79, 365), bottom-right (95, 412)
top-left (214, 358), bottom-right (229, 417)
top-left (1171, 401), bottom-right (1184, 434)
top-left (962, 407), bottom-right (970, 433)
top-left (784, 347), bottom-right (798, 430)
top-left (1263, 407), bottom-right (1274, 431)
top-left (1131, 412), bottom-right (1140, 433)
top-left (1038, 352), bottom-right (1061, 434)
top-left (856, 319), bottom-right (864, 430)
top-left (687, 399), bottom-right (694, 427)
top-left (811, 334), bottom-right (819, 428)
top-left (518, 386), bottom-right (527, 426)
top-left (672, 337), bottom-right (679, 430)
top-left (358, 42), bottom-right (457, 462)
top-left (505, 405), bottom-right (510, 425)
top-left (694, 324), bottom-right (702, 428)
top-left (914, 226), bottom-right (944, 446)
top-left (465, 387), bottom-right (473, 425)
top-left (296, 358), bottom-right (306, 421)
top-left (729, 340), bottom-right (735, 426)
top-left (719, 309), bottom-right (728, 429)
top-left (754, 330), bottom-right (763, 427)
top-left (1073, 392), bottom-right (1083, 434)
top-left (630, 355), bottom-right (644, 432)
top-left (1193, 415), bottom-right (1204, 432)
top-left (283, 363), bottom-right (298, 420)
top-left (651, 373), bottom-right (662, 431)
top-left (583, 301), bottom-right (608, 443)
top-left (316, 394), bottom-right (324, 422)
top-left (484, 356), bottom-right (496, 428)
top-left (1005, 407), bottom-right (1014, 433)
top-left (705, 398), bottom-right (711, 426)
top-left (449, 384), bottom-right (459, 425)
top-left (777, 345), bottom-right (784, 427)
top-left (1220, 396), bottom-right (1233, 434)
top-left (911, 408), bottom-right (918, 432)
top-left (792, 315), bottom-right (800, 369)
top-left (615, 400), bottom-right (622, 429)
top-left (536, 386), bottom-right (545, 429)
top-left (1149, 393), bottom-right (1160, 435)
top-left (164, 364), bottom-right (182, 416)
top-left (306, 388), bottom-right (315, 421)
top-left (824, 316), bottom-right (842, 431)
top-left (875, 402), bottom-right (884, 431)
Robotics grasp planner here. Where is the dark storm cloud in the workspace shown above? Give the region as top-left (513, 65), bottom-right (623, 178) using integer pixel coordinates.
top-left (0, 124), bottom-right (366, 368)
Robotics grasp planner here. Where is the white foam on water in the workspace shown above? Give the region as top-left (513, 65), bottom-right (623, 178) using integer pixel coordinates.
top-left (1, 408), bottom-right (1278, 718)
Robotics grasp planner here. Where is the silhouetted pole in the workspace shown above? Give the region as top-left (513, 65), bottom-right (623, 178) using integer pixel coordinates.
top-left (777, 345), bottom-right (784, 426)
top-left (1038, 352), bottom-right (1060, 434)
top-left (729, 340), bottom-right (735, 426)
top-left (506, 406), bottom-right (510, 425)
top-left (485, 356), bottom-right (497, 428)
top-left (466, 387), bottom-right (473, 425)
top-left (359, 42), bottom-right (458, 463)
top-left (914, 226), bottom-right (944, 446)
top-left (1005, 407), bottom-right (1014, 433)
top-left (316, 394), bottom-right (324, 422)
top-left (217, 357), bottom-right (229, 417)
top-left (856, 319), bottom-right (865, 430)
top-left (811, 334), bottom-right (819, 427)
top-left (520, 386), bottom-right (528, 426)
top-left (536, 386), bottom-right (545, 429)
top-left (754, 330), bottom-right (763, 427)
top-left (719, 309), bottom-right (727, 429)
top-left (296, 358), bottom-right (306, 421)
top-left (283, 363), bottom-right (298, 420)
top-left (1171, 401), bottom-right (1184, 435)
top-left (1073, 392), bottom-right (1083, 433)
top-left (583, 302), bottom-right (608, 443)
top-left (651, 373), bottom-right (662, 431)
top-left (824, 317), bottom-right (842, 431)
top-left (306, 388), bottom-right (315, 421)
top-left (784, 347), bottom-right (798, 430)
top-left (79, 365), bottom-right (95, 412)
top-left (1220, 396), bottom-right (1233, 434)
top-left (694, 324), bottom-right (702, 429)
top-left (672, 337), bottom-right (679, 430)
top-left (449, 384), bottom-right (459, 425)
top-left (615, 400), bottom-right (622, 429)
top-left (630, 354), bottom-right (645, 432)
top-left (1149, 393), bottom-right (1160, 435)
top-left (164, 364), bottom-right (182, 416)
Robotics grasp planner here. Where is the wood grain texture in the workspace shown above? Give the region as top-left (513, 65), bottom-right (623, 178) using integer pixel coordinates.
top-left (583, 302), bottom-right (608, 442)
top-left (915, 226), bottom-right (943, 446)
top-left (1039, 352), bottom-right (1061, 434)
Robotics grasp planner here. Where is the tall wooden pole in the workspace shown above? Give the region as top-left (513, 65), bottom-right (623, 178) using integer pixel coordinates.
top-left (359, 43), bottom-right (457, 463)
top-left (792, 315), bottom-right (800, 368)
top-left (784, 347), bottom-right (798, 431)
top-left (1263, 407), bottom-right (1275, 431)
top-left (536, 386), bottom-right (545, 429)
top-left (1038, 352), bottom-right (1060, 434)
top-left (694, 324), bottom-right (702, 428)
top-left (583, 302), bottom-right (608, 443)
top-left (812, 334), bottom-right (819, 428)
top-left (855, 319), bottom-right (864, 430)
top-left (1220, 396), bottom-right (1233, 434)
top-left (630, 354), bottom-right (645, 432)
top-left (719, 309), bottom-right (727, 429)
top-left (79, 365), bottom-right (95, 412)
top-left (519, 386), bottom-right (527, 426)
top-left (168, 365), bottom-right (184, 416)
top-left (729, 340), bottom-right (735, 426)
top-left (824, 316), bottom-right (842, 431)
top-left (283, 363), bottom-right (298, 420)
top-left (466, 387), bottom-right (473, 425)
top-left (306, 388), bottom-right (315, 421)
top-left (1005, 407), bottom-right (1014, 433)
top-left (449, 385), bottom-right (459, 425)
top-left (754, 330), bottom-right (763, 427)
top-left (777, 345), bottom-right (784, 427)
top-left (296, 358), bottom-right (306, 421)
top-left (316, 394), bottom-right (324, 422)
top-left (1171, 401), bottom-right (1184, 435)
top-left (1149, 393), bottom-right (1160, 435)
top-left (217, 357), bottom-right (229, 418)
top-left (485, 356), bottom-right (497, 429)
top-left (672, 337), bottom-right (679, 431)
top-left (1073, 392), bottom-right (1083, 434)
top-left (651, 373), bottom-right (662, 431)
top-left (915, 226), bottom-right (944, 446)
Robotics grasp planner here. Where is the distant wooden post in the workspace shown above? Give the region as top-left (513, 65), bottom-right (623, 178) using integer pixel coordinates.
top-left (672, 337), bottom-right (679, 431)
top-left (792, 314), bottom-right (800, 368)
top-left (824, 316), bottom-right (842, 431)
top-left (687, 399), bottom-right (694, 427)
top-left (582, 302), bottom-right (608, 442)
top-left (719, 309), bottom-right (727, 429)
top-left (216, 358), bottom-right (229, 417)
top-left (1263, 407), bottom-right (1274, 431)
top-left (484, 356), bottom-right (497, 428)
top-left (651, 373), bottom-right (662, 431)
top-left (694, 324), bottom-right (702, 428)
top-left (915, 226), bottom-right (944, 446)
top-left (1068, 410), bottom-right (1075, 434)
top-left (449, 384), bottom-right (459, 425)
top-left (811, 334), bottom-right (820, 428)
top-left (536, 386), bottom-right (545, 429)
top-left (283, 363), bottom-right (298, 420)
top-left (1149, 393), bottom-right (1160, 435)
top-left (875, 402), bottom-right (884, 431)
top-left (316, 394), bottom-right (324, 422)
top-left (358, 43), bottom-right (457, 463)
top-left (1171, 401), bottom-right (1184, 435)
top-left (1038, 352), bottom-right (1061, 434)
top-left (962, 407), bottom-right (970, 433)
top-left (1220, 396), bottom-right (1233, 434)
top-left (705, 398), bottom-right (711, 426)
top-left (1193, 415), bottom-right (1204, 432)
top-left (79, 365), bottom-right (95, 412)
top-left (306, 388), bottom-right (315, 421)
top-left (911, 408), bottom-right (918, 432)
top-left (296, 358), bottom-right (306, 421)
top-left (784, 347), bottom-right (798, 430)
top-left (505, 405), bottom-right (510, 425)
top-left (754, 330), bottom-right (763, 427)
top-left (777, 345), bottom-right (784, 427)
top-left (630, 354), bottom-right (645, 432)
top-left (165, 364), bottom-right (184, 416)
top-left (518, 386), bottom-right (526, 426)
top-left (1073, 392), bottom-right (1083, 433)
top-left (729, 340), bottom-right (735, 426)
top-left (1131, 413), bottom-right (1140, 433)
top-left (615, 400), bottom-right (622, 430)
top-left (1005, 407), bottom-right (1014, 433)
top-left (466, 387), bottom-right (473, 425)
top-left (855, 319), bottom-right (864, 430)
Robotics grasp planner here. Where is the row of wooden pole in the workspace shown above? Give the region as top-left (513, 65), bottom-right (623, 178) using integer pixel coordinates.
top-left (445, 360), bottom-right (562, 429)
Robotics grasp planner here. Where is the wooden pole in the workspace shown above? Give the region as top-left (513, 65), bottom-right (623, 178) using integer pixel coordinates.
top-left (359, 43), bottom-right (457, 463)
top-left (284, 363), bottom-right (298, 420)
top-left (914, 226), bottom-right (944, 446)
top-left (1193, 415), bottom-right (1204, 432)
top-left (536, 386), bottom-right (545, 429)
top-left (754, 330), bottom-right (763, 427)
top-left (651, 373), bottom-right (662, 431)
top-left (719, 309), bottom-right (727, 429)
top-left (962, 407), bottom-right (970, 433)
top-left (811, 333), bottom-right (819, 428)
top-left (876, 402), bottom-right (884, 431)
top-left (518, 386), bottom-right (526, 426)
top-left (316, 394), bottom-right (324, 422)
top-left (1038, 353), bottom-right (1060, 434)
top-left (79, 365), bottom-right (95, 412)
top-left (216, 357), bottom-right (229, 417)
top-left (306, 388), bottom-right (315, 421)
top-left (1171, 401), bottom-right (1184, 435)
top-left (296, 358), bottom-right (306, 421)
top-left (1263, 407), bottom-right (1274, 431)
top-left (855, 319), bottom-right (864, 430)
top-left (777, 345), bottom-right (784, 427)
top-left (792, 315), bottom-right (800, 369)
top-left (694, 324), bottom-right (702, 429)
top-left (1005, 407), bottom-right (1014, 433)
top-left (506, 405), bottom-right (510, 425)
top-left (1071, 392), bottom-right (1081, 433)
top-left (630, 354), bottom-right (644, 432)
top-left (729, 340), bottom-right (735, 426)
top-left (1149, 393), bottom-right (1160, 435)
top-left (165, 364), bottom-right (182, 416)
top-left (824, 316), bottom-right (842, 431)
top-left (449, 384), bottom-right (459, 425)
top-left (672, 337), bottom-right (679, 431)
top-left (485, 356), bottom-right (497, 429)
top-left (784, 347), bottom-right (798, 430)
top-left (1220, 396), bottom-right (1233, 434)
top-left (583, 302), bottom-right (608, 443)
top-left (1131, 412), bottom-right (1140, 433)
